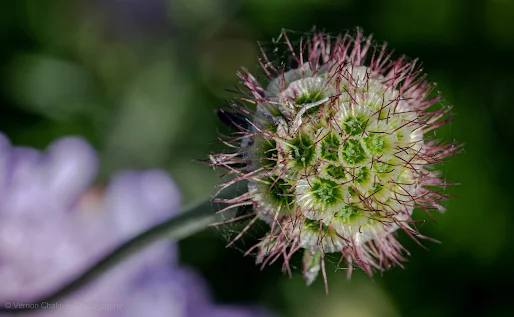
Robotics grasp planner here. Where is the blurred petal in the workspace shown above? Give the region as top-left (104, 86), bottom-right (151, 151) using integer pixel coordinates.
top-left (4, 147), bottom-right (43, 216)
top-left (43, 137), bottom-right (98, 206)
top-left (105, 170), bottom-right (181, 240)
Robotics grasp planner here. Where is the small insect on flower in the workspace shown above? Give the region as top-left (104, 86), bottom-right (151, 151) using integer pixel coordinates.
top-left (209, 28), bottom-right (459, 289)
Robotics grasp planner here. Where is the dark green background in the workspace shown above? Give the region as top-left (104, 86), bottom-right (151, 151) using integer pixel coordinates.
top-left (1, 0), bottom-right (513, 316)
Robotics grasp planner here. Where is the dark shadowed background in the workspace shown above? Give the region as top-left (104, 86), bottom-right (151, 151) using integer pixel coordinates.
top-left (1, 0), bottom-right (513, 316)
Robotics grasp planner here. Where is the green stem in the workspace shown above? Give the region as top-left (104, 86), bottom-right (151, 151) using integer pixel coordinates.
top-left (0, 183), bottom-right (243, 315)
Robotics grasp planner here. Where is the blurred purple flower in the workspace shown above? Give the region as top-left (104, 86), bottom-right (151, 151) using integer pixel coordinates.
top-left (0, 134), bottom-right (270, 316)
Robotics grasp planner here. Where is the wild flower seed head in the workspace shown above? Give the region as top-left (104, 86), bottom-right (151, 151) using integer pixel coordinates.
top-left (210, 29), bottom-right (460, 287)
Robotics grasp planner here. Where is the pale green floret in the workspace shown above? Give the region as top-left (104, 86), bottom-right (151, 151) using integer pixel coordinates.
top-left (320, 133), bottom-right (341, 161)
top-left (395, 127), bottom-right (413, 147)
top-left (368, 183), bottom-right (390, 203)
top-left (363, 130), bottom-right (398, 157)
top-left (279, 76), bottom-right (330, 118)
top-left (362, 121), bottom-right (398, 158)
top-left (347, 166), bottom-right (375, 194)
top-left (304, 218), bottom-right (330, 234)
top-left (287, 133), bottom-right (316, 169)
top-left (363, 133), bottom-right (386, 154)
top-left (310, 178), bottom-right (343, 207)
top-left (294, 90), bottom-right (326, 116)
top-left (393, 168), bottom-right (419, 201)
top-left (296, 90), bottom-right (325, 105)
top-left (354, 166), bottom-right (370, 185)
top-left (266, 177), bottom-right (294, 207)
top-left (373, 159), bottom-right (397, 174)
top-left (358, 92), bottom-right (384, 111)
top-left (324, 164), bottom-right (346, 179)
top-left (340, 139), bottom-right (368, 165)
top-left (267, 63), bottom-right (314, 95)
top-left (248, 136), bottom-right (277, 169)
top-left (296, 177), bottom-right (348, 221)
top-left (387, 114), bottom-right (415, 143)
top-left (249, 177), bottom-right (295, 217)
top-left (372, 158), bottom-right (403, 186)
top-left (300, 217), bottom-right (344, 253)
top-left (343, 115), bottom-right (368, 136)
top-left (334, 203), bottom-right (362, 223)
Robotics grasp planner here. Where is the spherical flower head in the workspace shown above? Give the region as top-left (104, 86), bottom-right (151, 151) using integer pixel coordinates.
top-left (210, 29), bottom-right (460, 286)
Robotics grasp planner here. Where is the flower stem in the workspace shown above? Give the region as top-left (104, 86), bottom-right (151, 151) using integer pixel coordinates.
top-left (0, 182), bottom-right (244, 314)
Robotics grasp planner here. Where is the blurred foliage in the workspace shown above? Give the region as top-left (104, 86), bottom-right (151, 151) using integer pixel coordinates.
top-left (1, 0), bottom-right (513, 316)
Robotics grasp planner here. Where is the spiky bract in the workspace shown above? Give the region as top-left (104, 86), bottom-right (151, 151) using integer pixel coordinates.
top-left (210, 29), bottom-right (458, 286)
